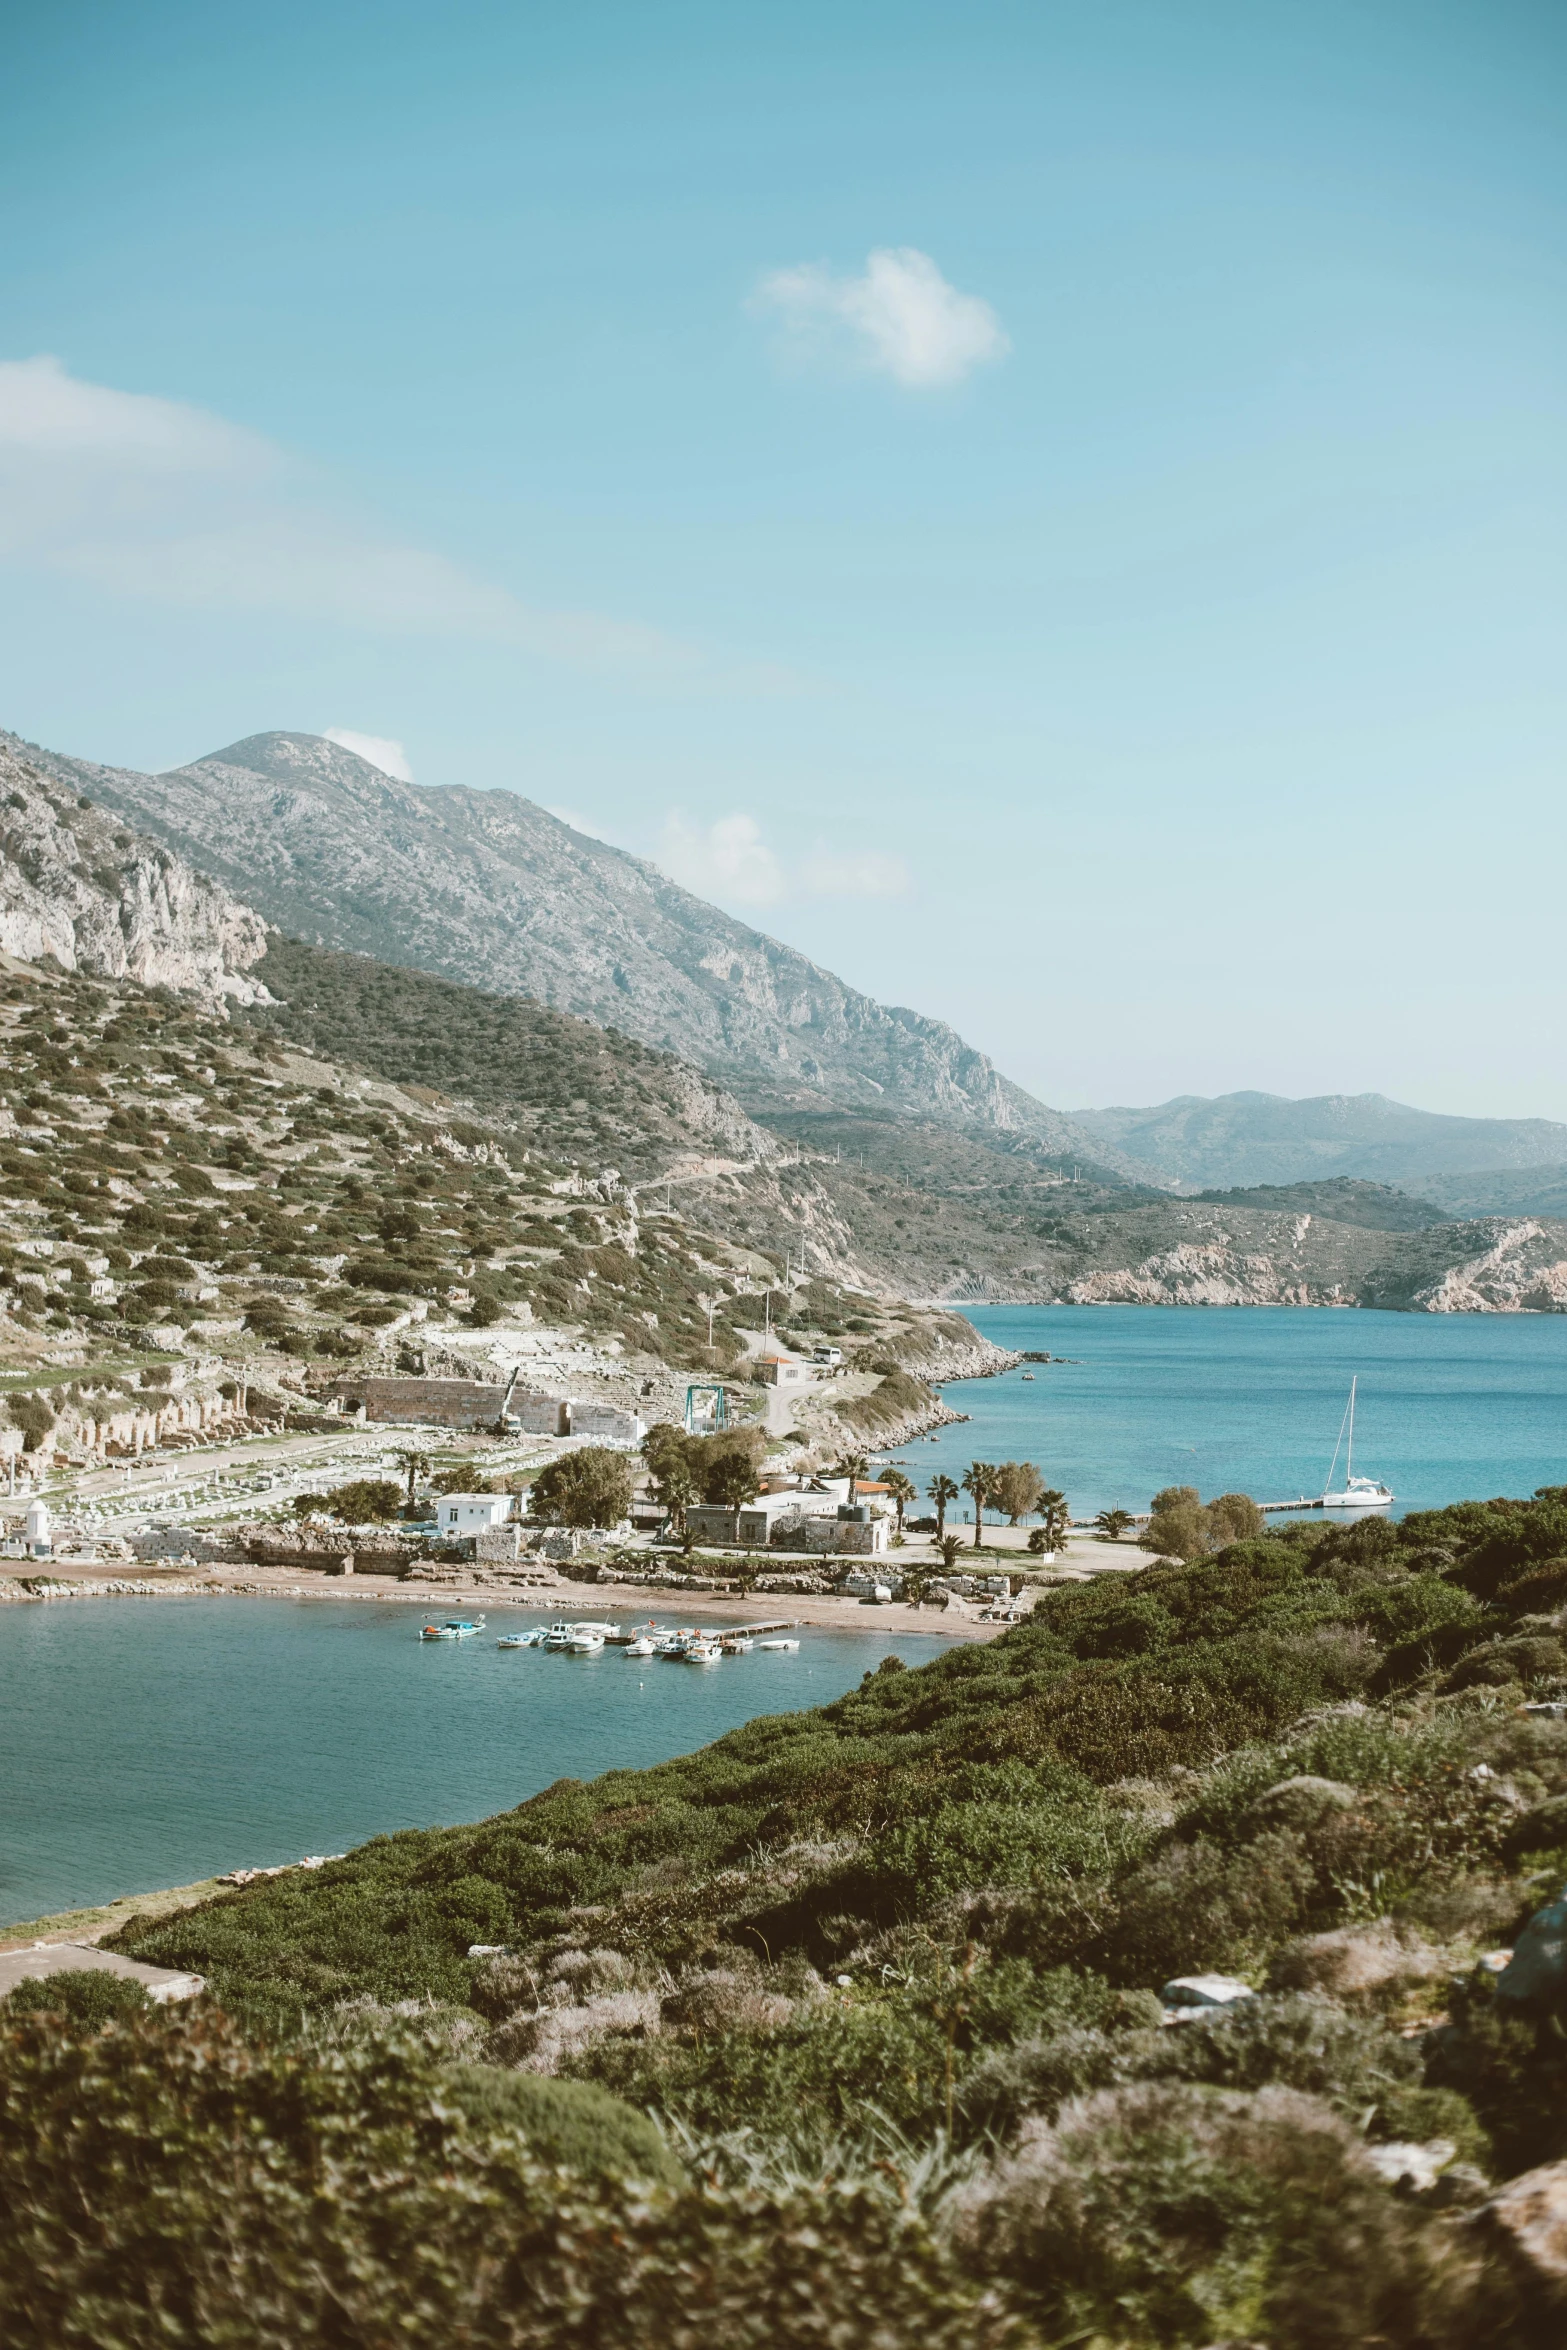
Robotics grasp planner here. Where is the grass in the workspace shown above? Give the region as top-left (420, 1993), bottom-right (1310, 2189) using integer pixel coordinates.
top-left (0, 1875), bottom-right (229, 1949)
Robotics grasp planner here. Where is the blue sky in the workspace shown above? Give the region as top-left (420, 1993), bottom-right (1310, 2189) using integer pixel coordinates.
top-left (2, 0), bottom-right (1563, 1118)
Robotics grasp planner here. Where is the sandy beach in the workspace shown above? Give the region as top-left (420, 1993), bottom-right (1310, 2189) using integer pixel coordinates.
top-left (0, 1522), bottom-right (1156, 1646)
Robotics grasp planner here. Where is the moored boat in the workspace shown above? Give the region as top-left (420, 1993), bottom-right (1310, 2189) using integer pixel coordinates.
top-left (756, 1637), bottom-right (800, 1651)
top-left (1320, 1378), bottom-right (1394, 1511)
top-left (420, 1617), bottom-right (485, 1641)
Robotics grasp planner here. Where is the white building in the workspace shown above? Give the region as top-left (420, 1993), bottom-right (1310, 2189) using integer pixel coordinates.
top-left (435, 1492), bottom-right (515, 1537)
top-left (23, 1498), bottom-right (51, 1557)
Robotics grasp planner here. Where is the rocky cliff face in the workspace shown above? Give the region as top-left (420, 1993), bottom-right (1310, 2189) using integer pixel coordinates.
top-left (1053, 1206), bottom-right (1567, 1313)
top-left (0, 740), bottom-right (267, 1001)
top-left (12, 727), bottom-right (1110, 1156)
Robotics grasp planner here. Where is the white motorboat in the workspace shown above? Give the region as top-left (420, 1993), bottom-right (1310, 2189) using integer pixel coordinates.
top-left (541, 1622), bottom-right (576, 1650)
top-left (720, 1635), bottom-right (754, 1654)
top-left (625, 1634), bottom-right (658, 1657)
top-left (756, 1637), bottom-right (800, 1651)
top-left (496, 1632), bottom-right (535, 1650)
top-left (681, 1636), bottom-right (721, 1663)
top-left (566, 1627), bottom-right (605, 1654)
top-left (1320, 1378), bottom-right (1394, 1510)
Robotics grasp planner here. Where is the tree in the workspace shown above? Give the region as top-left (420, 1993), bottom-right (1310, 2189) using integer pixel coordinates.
top-left (937, 1533), bottom-right (965, 1571)
top-left (294, 1478), bottom-right (403, 1525)
top-left (395, 1449), bottom-right (431, 1508)
top-left (705, 1449), bottom-right (760, 1510)
top-left (1036, 1489), bottom-right (1070, 1555)
top-left (1145, 1484), bottom-right (1210, 1562)
top-left (990, 1460), bottom-right (1045, 1526)
top-left (652, 1454), bottom-right (698, 1540)
top-left (1209, 1492), bottom-right (1265, 1544)
top-left (880, 1467), bottom-right (916, 1533)
top-left (928, 1474), bottom-right (958, 1542)
top-left (961, 1461), bottom-right (995, 1548)
top-left (833, 1451), bottom-right (871, 1506)
top-left (1094, 1507), bottom-right (1134, 1543)
top-left (528, 1447), bottom-right (635, 1531)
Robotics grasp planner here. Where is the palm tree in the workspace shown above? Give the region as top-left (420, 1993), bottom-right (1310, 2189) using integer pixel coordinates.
top-left (1037, 1488), bottom-right (1070, 1555)
top-left (1094, 1507), bottom-right (1134, 1543)
top-left (832, 1451), bottom-right (871, 1510)
top-left (881, 1466), bottom-right (915, 1534)
top-left (394, 1449), bottom-right (430, 1509)
top-left (928, 1473), bottom-right (958, 1543)
top-left (655, 1455), bottom-right (699, 1541)
top-left (937, 1532), bottom-right (965, 1572)
top-left (961, 1460), bottom-right (994, 1548)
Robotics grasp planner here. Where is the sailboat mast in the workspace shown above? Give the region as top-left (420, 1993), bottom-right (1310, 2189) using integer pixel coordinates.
top-left (1346, 1376), bottom-right (1356, 1483)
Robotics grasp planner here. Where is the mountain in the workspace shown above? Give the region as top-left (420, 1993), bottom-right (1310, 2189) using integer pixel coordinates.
top-left (9, 727), bottom-right (1119, 1168)
top-left (0, 736), bottom-right (265, 1001)
top-left (1073, 1089), bottom-right (1567, 1192)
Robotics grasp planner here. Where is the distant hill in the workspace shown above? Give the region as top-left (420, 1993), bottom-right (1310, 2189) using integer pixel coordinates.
top-left (1073, 1089), bottom-right (1567, 1192)
top-left (9, 726), bottom-right (1122, 1171)
top-left (1189, 1177), bottom-right (1448, 1232)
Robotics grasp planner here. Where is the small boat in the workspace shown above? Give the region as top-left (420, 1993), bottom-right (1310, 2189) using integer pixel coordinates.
top-left (624, 1634), bottom-right (657, 1657)
top-left (756, 1637), bottom-right (800, 1651)
top-left (420, 1617), bottom-right (485, 1641)
top-left (681, 1636), bottom-right (721, 1663)
top-left (1020, 1372), bottom-right (1035, 1381)
top-left (720, 1635), bottom-right (754, 1654)
top-left (566, 1625), bottom-right (605, 1654)
top-left (541, 1621), bottom-right (576, 1650)
top-left (1320, 1378), bottom-right (1394, 1511)
top-left (496, 1630), bottom-right (541, 1650)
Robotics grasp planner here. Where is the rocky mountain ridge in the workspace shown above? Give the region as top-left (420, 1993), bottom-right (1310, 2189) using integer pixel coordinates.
top-left (0, 740), bottom-right (266, 1002)
top-left (10, 727), bottom-right (1122, 1168)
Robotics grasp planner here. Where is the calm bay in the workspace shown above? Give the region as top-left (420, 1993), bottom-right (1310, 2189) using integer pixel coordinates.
top-left (0, 1604), bottom-right (948, 1929)
top-left (917, 1303), bottom-right (1567, 1521)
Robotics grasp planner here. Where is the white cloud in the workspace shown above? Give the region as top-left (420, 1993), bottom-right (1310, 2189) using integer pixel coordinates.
top-left (655, 812), bottom-right (912, 910)
top-left (753, 247), bottom-right (1009, 388)
top-left (324, 728), bottom-right (413, 781)
top-left (658, 812), bottom-right (788, 906)
top-left (0, 354), bottom-right (697, 674)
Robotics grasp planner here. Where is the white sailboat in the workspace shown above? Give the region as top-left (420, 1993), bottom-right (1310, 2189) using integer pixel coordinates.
top-left (1321, 1377), bottom-right (1394, 1510)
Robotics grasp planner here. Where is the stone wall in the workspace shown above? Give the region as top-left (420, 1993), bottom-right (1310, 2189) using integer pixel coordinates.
top-left (326, 1376), bottom-right (641, 1443)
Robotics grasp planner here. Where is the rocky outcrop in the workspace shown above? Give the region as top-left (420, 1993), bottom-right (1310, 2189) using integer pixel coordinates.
top-left (1046, 1205), bottom-right (1567, 1314)
top-left (0, 740), bottom-right (267, 1001)
top-left (1067, 1240), bottom-right (1312, 1308)
top-left (15, 726), bottom-right (1115, 1154)
top-left (1414, 1221), bottom-right (1567, 1314)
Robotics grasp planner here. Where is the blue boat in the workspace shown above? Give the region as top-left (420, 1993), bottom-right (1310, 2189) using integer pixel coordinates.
top-left (419, 1616), bottom-right (485, 1642)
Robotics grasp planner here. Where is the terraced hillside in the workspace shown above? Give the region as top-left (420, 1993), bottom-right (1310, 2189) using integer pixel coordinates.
top-left (0, 949), bottom-right (1002, 1470)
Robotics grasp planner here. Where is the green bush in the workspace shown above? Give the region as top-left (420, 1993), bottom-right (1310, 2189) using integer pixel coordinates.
top-left (1, 1969), bottom-right (151, 2031)
top-left (958, 2081), bottom-right (1476, 2349)
top-left (0, 2007), bottom-right (1011, 2350)
top-left (437, 2064), bottom-right (684, 2184)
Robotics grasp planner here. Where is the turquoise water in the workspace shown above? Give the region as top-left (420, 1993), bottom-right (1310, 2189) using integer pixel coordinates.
top-left (912, 1305), bottom-right (1567, 1524)
top-left (0, 1602), bottom-right (947, 1928)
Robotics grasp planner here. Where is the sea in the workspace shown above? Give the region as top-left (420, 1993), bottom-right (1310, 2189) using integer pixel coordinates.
top-left (0, 1604), bottom-right (947, 1929)
top-left (914, 1304), bottom-right (1567, 1524)
top-left (4, 1305), bottom-right (1564, 1930)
